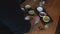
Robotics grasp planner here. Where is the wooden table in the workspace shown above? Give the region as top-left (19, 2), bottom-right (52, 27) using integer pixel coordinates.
top-left (20, 0), bottom-right (60, 34)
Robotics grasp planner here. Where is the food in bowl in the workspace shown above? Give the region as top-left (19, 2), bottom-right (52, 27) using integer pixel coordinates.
top-left (43, 16), bottom-right (50, 22)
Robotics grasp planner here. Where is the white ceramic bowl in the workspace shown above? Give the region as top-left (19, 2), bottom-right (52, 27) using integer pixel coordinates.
top-left (24, 16), bottom-right (30, 20)
top-left (39, 12), bottom-right (47, 17)
top-left (43, 16), bottom-right (50, 22)
top-left (28, 10), bottom-right (35, 15)
top-left (37, 7), bottom-right (43, 12)
top-left (25, 5), bottom-right (31, 9)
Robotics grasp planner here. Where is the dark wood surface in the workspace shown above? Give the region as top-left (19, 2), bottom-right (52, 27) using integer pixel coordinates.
top-left (20, 0), bottom-right (60, 34)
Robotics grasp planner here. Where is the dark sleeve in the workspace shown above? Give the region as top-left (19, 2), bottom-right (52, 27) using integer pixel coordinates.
top-left (0, 0), bottom-right (31, 34)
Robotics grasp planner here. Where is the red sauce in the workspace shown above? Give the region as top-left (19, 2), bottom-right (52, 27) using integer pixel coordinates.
top-left (40, 13), bottom-right (45, 16)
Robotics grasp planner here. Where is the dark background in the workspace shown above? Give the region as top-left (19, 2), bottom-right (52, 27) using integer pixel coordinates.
top-left (0, 0), bottom-right (31, 34)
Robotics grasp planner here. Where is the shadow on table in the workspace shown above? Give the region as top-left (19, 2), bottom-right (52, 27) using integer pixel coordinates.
top-left (55, 17), bottom-right (60, 34)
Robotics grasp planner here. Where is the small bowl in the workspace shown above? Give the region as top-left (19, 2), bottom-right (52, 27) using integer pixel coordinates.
top-left (39, 12), bottom-right (47, 17)
top-left (24, 16), bottom-right (30, 20)
top-left (37, 7), bottom-right (43, 12)
top-left (28, 10), bottom-right (35, 15)
top-left (25, 5), bottom-right (31, 9)
top-left (43, 16), bottom-right (50, 22)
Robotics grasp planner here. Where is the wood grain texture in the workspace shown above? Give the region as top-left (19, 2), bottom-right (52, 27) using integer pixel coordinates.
top-left (20, 0), bottom-right (60, 34)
